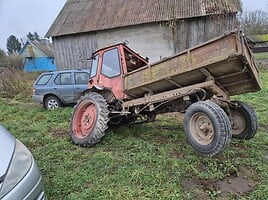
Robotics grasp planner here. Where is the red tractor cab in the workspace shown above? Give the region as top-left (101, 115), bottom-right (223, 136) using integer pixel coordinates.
top-left (88, 43), bottom-right (148, 100)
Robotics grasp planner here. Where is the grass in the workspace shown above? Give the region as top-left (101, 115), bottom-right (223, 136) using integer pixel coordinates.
top-left (254, 52), bottom-right (268, 60)
top-left (0, 70), bottom-right (268, 199)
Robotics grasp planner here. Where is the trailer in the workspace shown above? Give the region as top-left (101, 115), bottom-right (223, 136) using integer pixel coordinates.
top-left (70, 31), bottom-right (261, 156)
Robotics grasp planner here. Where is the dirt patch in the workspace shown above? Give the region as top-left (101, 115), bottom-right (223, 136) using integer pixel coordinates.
top-left (182, 178), bottom-right (211, 199)
top-left (217, 176), bottom-right (256, 197)
top-left (50, 129), bottom-right (69, 139)
top-left (182, 169), bottom-right (256, 199)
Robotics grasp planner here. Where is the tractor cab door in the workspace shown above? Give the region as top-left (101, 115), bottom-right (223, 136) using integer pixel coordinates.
top-left (90, 47), bottom-right (125, 99)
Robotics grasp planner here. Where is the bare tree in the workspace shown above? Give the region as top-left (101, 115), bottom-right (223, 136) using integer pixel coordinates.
top-left (27, 32), bottom-right (41, 42)
top-left (240, 10), bottom-right (268, 35)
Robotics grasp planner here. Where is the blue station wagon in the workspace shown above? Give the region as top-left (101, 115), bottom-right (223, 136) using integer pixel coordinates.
top-left (33, 69), bottom-right (90, 109)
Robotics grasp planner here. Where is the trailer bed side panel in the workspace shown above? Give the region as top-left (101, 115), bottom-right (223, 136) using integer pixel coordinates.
top-left (124, 32), bottom-right (261, 98)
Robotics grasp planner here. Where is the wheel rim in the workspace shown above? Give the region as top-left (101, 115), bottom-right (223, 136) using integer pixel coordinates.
top-left (73, 100), bottom-right (97, 139)
top-left (189, 112), bottom-right (214, 145)
top-left (231, 110), bottom-right (246, 135)
top-left (47, 98), bottom-right (59, 109)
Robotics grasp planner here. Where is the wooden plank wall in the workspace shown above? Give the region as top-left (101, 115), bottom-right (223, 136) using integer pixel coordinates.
top-left (53, 33), bottom-right (97, 70)
top-left (174, 14), bottom-right (239, 52)
top-left (53, 14), bottom-right (239, 70)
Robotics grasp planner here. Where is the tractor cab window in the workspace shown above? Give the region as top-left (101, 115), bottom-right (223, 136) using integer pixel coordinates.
top-left (101, 48), bottom-right (121, 77)
top-left (124, 48), bottom-right (148, 72)
top-left (90, 55), bottom-right (99, 78)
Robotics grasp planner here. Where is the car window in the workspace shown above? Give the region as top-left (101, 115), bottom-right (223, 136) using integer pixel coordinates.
top-left (101, 48), bottom-right (121, 77)
top-left (54, 72), bottom-right (72, 85)
top-left (90, 55), bottom-right (99, 78)
top-left (75, 72), bottom-right (89, 84)
top-left (36, 74), bottom-right (52, 85)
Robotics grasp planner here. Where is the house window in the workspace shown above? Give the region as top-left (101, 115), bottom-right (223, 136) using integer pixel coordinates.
top-left (101, 48), bottom-right (121, 77)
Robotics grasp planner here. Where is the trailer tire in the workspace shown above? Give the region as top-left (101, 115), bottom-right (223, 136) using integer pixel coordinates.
top-left (70, 92), bottom-right (110, 146)
top-left (184, 101), bottom-right (231, 156)
top-left (230, 101), bottom-right (258, 139)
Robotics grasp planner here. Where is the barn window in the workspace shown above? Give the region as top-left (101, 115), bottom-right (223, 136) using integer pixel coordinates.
top-left (101, 48), bottom-right (121, 77)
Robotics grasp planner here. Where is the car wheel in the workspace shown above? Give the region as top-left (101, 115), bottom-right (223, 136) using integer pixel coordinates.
top-left (44, 96), bottom-right (62, 110)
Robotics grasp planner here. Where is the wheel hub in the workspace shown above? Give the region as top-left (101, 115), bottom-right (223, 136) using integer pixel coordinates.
top-left (81, 108), bottom-right (95, 132)
top-left (48, 99), bottom-right (58, 109)
top-left (190, 113), bottom-right (214, 145)
top-left (231, 110), bottom-right (246, 135)
top-left (73, 100), bottom-right (97, 138)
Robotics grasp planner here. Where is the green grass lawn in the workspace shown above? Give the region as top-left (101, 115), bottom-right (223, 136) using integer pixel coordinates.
top-left (0, 71), bottom-right (268, 199)
top-left (254, 52), bottom-right (268, 60)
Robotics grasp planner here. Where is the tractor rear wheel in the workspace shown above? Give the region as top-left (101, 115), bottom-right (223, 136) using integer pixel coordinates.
top-left (184, 101), bottom-right (231, 156)
top-left (70, 92), bottom-right (110, 146)
top-left (230, 101), bottom-right (258, 139)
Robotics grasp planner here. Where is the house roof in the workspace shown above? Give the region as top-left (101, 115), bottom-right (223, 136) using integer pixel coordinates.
top-left (46, 0), bottom-right (241, 37)
top-left (20, 40), bottom-right (55, 58)
top-left (32, 41), bottom-right (55, 57)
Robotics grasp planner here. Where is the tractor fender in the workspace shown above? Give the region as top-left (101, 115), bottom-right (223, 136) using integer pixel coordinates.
top-left (76, 86), bottom-right (114, 103)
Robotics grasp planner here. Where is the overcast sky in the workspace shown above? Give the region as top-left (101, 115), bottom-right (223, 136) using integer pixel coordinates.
top-left (0, 0), bottom-right (267, 51)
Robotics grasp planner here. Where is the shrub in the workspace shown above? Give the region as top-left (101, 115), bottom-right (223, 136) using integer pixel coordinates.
top-left (6, 54), bottom-right (23, 69)
top-left (0, 67), bottom-right (39, 99)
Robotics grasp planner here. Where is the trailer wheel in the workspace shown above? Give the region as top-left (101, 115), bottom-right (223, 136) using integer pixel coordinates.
top-left (184, 101), bottom-right (231, 156)
top-left (70, 92), bottom-right (110, 146)
top-left (230, 101), bottom-right (258, 139)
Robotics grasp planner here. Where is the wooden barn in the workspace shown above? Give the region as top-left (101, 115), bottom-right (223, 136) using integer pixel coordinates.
top-left (20, 40), bottom-right (56, 72)
top-left (46, 0), bottom-right (241, 70)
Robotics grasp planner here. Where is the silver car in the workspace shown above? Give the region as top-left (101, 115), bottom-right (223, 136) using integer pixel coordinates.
top-left (0, 125), bottom-right (46, 200)
top-left (33, 69), bottom-right (90, 109)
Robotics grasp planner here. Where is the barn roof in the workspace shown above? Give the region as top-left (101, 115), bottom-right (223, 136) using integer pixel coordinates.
top-left (46, 0), bottom-right (242, 37)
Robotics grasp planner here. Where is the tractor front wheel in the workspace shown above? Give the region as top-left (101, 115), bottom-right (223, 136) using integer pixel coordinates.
top-left (70, 92), bottom-right (110, 146)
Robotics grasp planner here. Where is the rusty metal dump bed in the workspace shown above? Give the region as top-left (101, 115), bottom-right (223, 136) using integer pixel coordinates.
top-left (124, 32), bottom-right (261, 98)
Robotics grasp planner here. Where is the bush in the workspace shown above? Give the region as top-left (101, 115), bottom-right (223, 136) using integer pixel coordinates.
top-left (6, 54), bottom-right (23, 69)
top-left (0, 49), bottom-right (8, 68)
top-left (0, 67), bottom-right (40, 99)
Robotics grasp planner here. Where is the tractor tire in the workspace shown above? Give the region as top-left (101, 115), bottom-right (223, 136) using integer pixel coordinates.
top-left (44, 95), bottom-right (62, 110)
top-left (230, 101), bottom-right (258, 139)
top-left (70, 92), bottom-right (110, 146)
top-left (184, 101), bottom-right (231, 156)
